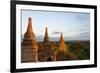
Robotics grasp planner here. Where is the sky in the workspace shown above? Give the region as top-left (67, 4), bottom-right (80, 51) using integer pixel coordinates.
top-left (21, 10), bottom-right (90, 41)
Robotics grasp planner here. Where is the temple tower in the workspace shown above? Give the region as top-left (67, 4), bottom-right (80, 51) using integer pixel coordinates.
top-left (43, 27), bottom-right (50, 44)
top-left (59, 33), bottom-right (67, 52)
top-left (21, 17), bottom-right (38, 62)
top-left (39, 27), bottom-right (53, 61)
top-left (39, 27), bottom-right (51, 61)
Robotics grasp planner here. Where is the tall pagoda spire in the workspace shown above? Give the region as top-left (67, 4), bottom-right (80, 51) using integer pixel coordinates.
top-left (21, 17), bottom-right (38, 62)
top-left (43, 27), bottom-right (50, 43)
top-left (27, 17), bottom-right (33, 33)
top-left (24, 17), bottom-right (35, 41)
top-left (59, 32), bottom-right (66, 52)
top-left (41, 27), bottom-right (51, 61)
top-left (60, 32), bottom-right (65, 43)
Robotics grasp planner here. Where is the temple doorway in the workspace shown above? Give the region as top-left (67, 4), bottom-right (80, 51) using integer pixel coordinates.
top-left (47, 57), bottom-right (52, 61)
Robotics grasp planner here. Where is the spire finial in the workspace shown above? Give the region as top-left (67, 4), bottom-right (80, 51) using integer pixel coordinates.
top-left (27, 17), bottom-right (33, 33)
top-left (29, 17), bottom-right (32, 20)
top-left (45, 26), bottom-right (48, 37)
top-left (28, 17), bottom-right (32, 25)
top-left (43, 26), bottom-right (50, 43)
top-left (60, 32), bottom-right (64, 41)
top-left (61, 32), bottom-right (63, 38)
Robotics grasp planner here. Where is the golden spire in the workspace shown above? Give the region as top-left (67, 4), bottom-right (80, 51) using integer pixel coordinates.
top-left (27, 17), bottom-right (33, 33)
top-left (24, 17), bottom-right (37, 42)
top-left (60, 32), bottom-right (65, 43)
top-left (43, 27), bottom-right (50, 43)
top-left (59, 32), bottom-right (66, 52)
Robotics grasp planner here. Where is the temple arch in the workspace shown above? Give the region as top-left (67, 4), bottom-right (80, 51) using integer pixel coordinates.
top-left (47, 57), bottom-right (52, 61)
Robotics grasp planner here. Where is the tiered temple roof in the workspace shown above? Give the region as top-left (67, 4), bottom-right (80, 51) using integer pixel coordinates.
top-left (21, 17), bottom-right (38, 62)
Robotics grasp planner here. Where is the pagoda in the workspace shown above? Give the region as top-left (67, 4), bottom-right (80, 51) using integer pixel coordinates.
top-left (21, 17), bottom-right (38, 62)
top-left (59, 33), bottom-right (67, 52)
top-left (38, 27), bottom-right (56, 61)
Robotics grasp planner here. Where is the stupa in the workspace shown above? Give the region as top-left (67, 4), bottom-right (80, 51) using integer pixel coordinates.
top-left (59, 33), bottom-right (67, 52)
top-left (21, 17), bottom-right (38, 62)
top-left (38, 27), bottom-right (56, 61)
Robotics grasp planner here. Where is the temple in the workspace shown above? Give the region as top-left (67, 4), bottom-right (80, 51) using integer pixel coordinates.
top-left (21, 17), bottom-right (77, 63)
top-left (38, 27), bottom-right (56, 62)
top-left (59, 33), bottom-right (67, 52)
top-left (21, 17), bottom-right (38, 62)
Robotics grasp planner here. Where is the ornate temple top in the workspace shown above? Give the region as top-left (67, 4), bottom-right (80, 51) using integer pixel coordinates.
top-left (27, 17), bottom-right (33, 33)
top-left (23, 17), bottom-right (38, 48)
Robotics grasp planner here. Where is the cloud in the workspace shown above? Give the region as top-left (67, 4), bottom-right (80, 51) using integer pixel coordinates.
top-left (64, 30), bottom-right (90, 40)
top-left (64, 29), bottom-right (90, 36)
top-left (76, 13), bottom-right (90, 22)
top-left (74, 31), bottom-right (90, 37)
top-left (36, 35), bottom-right (44, 38)
top-left (50, 31), bottom-right (61, 35)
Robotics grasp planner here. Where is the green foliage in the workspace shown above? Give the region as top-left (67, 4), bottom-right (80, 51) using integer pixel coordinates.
top-left (77, 48), bottom-right (90, 60)
top-left (67, 41), bottom-right (90, 60)
top-left (51, 41), bottom-right (90, 61)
